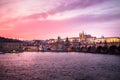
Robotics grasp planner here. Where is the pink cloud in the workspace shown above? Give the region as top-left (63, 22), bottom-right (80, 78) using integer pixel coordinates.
top-left (0, 0), bottom-right (120, 40)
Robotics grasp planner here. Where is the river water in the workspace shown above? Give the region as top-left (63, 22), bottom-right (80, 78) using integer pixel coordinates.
top-left (0, 52), bottom-right (120, 80)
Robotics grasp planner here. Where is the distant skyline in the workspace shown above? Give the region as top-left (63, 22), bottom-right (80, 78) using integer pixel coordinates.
top-left (0, 0), bottom-right (120, 40)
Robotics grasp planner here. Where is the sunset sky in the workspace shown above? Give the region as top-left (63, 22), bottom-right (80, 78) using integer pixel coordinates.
top-left (0, 0), bottom-right (120, 40)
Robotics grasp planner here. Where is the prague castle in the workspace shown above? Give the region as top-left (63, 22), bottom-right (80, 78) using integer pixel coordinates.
top-left (47, 31), bottom-right (120, 44)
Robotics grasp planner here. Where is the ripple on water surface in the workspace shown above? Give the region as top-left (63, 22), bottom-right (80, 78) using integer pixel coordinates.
top-left (0, 52), bottom-right (120, 80)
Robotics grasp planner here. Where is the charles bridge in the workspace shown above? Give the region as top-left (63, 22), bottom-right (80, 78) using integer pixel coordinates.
top-left (23, 41), bottom-right (120, 54)
top-left (74, 42), bottom-right (120, 53)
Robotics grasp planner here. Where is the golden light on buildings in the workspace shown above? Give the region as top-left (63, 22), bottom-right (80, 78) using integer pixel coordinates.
top-left (106, 37), bottom-right (120, 43)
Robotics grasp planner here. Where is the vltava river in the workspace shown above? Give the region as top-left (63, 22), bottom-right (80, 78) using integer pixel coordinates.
top-left (0, 52), bottom-right (120, 80)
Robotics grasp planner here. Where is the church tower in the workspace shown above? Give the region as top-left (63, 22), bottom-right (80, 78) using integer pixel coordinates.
top-left (79, 31), bottom-right (85, 40)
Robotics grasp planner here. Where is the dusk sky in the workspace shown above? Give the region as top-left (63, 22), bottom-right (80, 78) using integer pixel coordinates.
top-left (0, 0), bottom-right (120, 40)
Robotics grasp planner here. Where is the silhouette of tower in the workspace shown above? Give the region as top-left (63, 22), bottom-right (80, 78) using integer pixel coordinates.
top-left (79, 31), bottom-right (86, 40)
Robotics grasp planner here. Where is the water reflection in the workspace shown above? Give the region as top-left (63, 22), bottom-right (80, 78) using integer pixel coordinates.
top-left (0, 52), bottom-right (120, 80)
